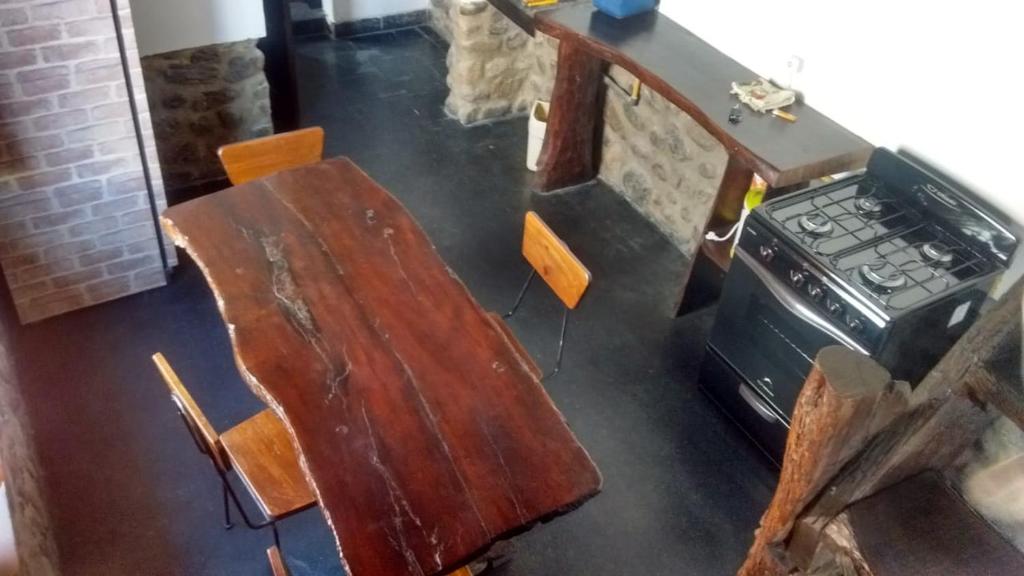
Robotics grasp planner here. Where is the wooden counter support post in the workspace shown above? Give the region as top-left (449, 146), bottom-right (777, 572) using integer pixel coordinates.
top-left (738, 346), bottom-right (907, 576)
top-left (536, 39), bottom-right (605, 192)
top-left (671, 155), bottom-right (753, 316)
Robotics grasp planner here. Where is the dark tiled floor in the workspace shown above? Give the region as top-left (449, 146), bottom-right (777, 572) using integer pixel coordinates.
top-left (9, 28), bottom-right (776, 575)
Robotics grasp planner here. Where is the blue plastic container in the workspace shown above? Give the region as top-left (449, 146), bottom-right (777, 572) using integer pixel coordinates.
top-left (593, 0), bottom-right (658, 19)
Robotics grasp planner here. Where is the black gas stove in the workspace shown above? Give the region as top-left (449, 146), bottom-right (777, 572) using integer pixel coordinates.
top-left (699, 148), bottom-right (1017, 463)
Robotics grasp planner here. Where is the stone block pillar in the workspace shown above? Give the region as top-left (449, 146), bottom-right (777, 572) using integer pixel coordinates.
top-left (140, 40), bottom-right (272, 201)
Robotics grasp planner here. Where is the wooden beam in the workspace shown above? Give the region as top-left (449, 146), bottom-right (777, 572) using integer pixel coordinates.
top-left (738, 346), bottom-right (906, 576)
top-left (672, 155), bottom-right (752, 316)
top-left (535, 39), bottom-right (605, 192)
top-left (785, 279), bottom-right (1023, 569)
top-left (259, 0), bottom-right (301, 132)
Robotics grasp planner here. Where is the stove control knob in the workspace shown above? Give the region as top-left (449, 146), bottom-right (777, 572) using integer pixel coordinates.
top-left (827, 301), bottom-right (844, 318)
top-left (847, 317), bottom-right (864, 333)
top-left (808, 285), bottom-right (826, 302)
top-left (790, 270), bottom-right (808, 288)
top-left (759, 243), bottom-right (777, 262)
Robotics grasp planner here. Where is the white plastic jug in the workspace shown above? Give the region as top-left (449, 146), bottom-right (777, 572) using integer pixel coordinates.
top-left (526, 100), bottom-right (550, 172)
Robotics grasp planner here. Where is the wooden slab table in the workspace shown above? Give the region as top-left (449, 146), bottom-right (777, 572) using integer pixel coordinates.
top-left (161, 158), bottom-right (602, 576)
top-left (530, 5), bottom-right (874, 314)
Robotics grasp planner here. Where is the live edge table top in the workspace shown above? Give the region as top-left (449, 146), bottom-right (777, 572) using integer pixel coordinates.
top-left (160, 158), bottom-right (602, 576)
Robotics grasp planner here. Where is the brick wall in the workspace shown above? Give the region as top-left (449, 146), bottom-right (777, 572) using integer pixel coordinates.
top-left (0, 0), bottom-right (173, 324)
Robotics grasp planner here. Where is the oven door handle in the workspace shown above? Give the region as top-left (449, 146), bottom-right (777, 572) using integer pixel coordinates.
top-left (738, 383), bottom-right (782, 424)
top-left (736, 249), bottom-right (870, 355)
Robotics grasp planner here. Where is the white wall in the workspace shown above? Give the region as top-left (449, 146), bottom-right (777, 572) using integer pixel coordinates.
top-left (331, 0), bottom-right (428, 22)
top-left (658, 0), bottom-right (1023, 291)
top-left (658, 1), bottom-right (1021, 224)
top-left (129, 0), bottom-right (267, 56)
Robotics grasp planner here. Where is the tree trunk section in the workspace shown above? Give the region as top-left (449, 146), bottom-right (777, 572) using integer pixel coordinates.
top-left (738, 346), bottom-right (904, 576)
top-left (535, 39), bottom-right (604, 192)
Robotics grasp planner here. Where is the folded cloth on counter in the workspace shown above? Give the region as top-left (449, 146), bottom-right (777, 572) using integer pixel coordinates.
top-left (730, 78), bottom-right (796, 113)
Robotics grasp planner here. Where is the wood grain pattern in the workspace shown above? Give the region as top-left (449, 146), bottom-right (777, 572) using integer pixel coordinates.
top-left (535, 39), bottom-right (605, 192)
top-left (161, 158), bottom-right (602, 576)
top-left (737, 347), bottom-right (906, 576)
top-left (521, 211), bottom-right (591, 309)
top-left (736, 279), bottom-right (1023, 575)
top-left (219, 409), bottom-right (317, 519)
top-left (267, 546), bottom-right (291, 576)
top-left (152, 352), bottom-right (227, 471)
top-left (487, 313), bottom-right (543, 381)
top-left (536, 5), bottom-right (872, 188)
top-left (800, 280), bottom-right (1023, 536)
top-left (217, 127), bottom-right (325, 185)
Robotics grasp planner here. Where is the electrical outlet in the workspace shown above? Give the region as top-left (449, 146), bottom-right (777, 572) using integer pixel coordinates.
top-left (784, 55), bottom-right (805, 89)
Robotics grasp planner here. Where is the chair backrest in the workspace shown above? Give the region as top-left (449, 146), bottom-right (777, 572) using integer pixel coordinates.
top-left (217, 127), bottom-right (325, 185)
top-left (521, 211), bottom-right (591, 309)
top-left (151, 353), bottom-right (228, 472)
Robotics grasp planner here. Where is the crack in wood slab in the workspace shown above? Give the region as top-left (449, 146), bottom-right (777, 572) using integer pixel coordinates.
top-left (260, 234), bottom-right (351, 402)
top-left (160, 158), bottom-right (602, 576)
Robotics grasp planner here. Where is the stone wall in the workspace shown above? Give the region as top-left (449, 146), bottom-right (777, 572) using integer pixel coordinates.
top-left (0, 0), bottom-right (173, 324)
top-left (429, 0), bottom-right (453, 42)
top-left (443, 0), bottom-right (581, 125)
top-left (140, 40), bottom-right (271, 200)
top-left (441, 2), bottom-right (728, 256)
top-left (599, 68), bottom-right (728, 255)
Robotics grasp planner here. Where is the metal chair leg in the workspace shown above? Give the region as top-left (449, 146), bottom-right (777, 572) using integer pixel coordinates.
top-left (222, 480), bottom-right (234, 530)
top-left (544, 307), bottom-right (570, 381)
top-left (272, 522), bottom-right (281, 551)
top-left (503, 269), bottom-right (537, 319)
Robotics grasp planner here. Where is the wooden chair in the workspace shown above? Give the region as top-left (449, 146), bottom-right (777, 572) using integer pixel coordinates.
top-left (217, 127), bottom-right (325, 185)
top-left (737, 279), bottom-right (1024, 576)
top-left (503, 211), bottom-right (591, 379)
top-left (267, 546), bottom-right (290, 576)
top-left (151, 353), bottom-right (316, 551)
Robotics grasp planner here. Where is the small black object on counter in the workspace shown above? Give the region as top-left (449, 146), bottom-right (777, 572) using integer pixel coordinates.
top-left (728, 104), bottom-right (743, 124)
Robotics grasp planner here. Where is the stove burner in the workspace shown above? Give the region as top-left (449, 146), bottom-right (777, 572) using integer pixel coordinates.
top-left (859, 260), bottom-right (908, 292)
top-left (798, 213), bottom-right (834, 236)
top-left (855, 196), bottom-right (884, 218)
top-left (920, 242), bottom-right (954, 267)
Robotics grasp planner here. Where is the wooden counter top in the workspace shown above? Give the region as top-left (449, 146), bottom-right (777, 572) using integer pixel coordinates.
top-left (536, 5), bottom-right (872, 187)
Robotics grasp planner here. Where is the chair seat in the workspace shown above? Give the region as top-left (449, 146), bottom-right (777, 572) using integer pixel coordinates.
top-left (848, 471), bottom-right (1024, 576)
top-left (220, 409), bottom-right (317, 519)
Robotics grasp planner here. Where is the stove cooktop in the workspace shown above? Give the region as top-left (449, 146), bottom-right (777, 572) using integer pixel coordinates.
top-left (757, 149), bottom-right (1015, 314)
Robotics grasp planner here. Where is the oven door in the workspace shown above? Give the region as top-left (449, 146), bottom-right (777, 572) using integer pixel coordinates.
top-left (706, 248), bottom-right (868, 420)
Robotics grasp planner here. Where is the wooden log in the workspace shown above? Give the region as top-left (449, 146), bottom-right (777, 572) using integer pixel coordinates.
top-left (965, 307), bottom-right (1023, 431)
top-left (535, 38), bottom-right (605, 192)
top-left (737, 346), bottom-right (905, 576)
top-left (161, 158), bottom-right (602, 576)
top-left (786, 279), bottom-right (1023, 569)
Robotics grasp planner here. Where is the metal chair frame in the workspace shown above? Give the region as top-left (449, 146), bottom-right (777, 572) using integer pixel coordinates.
top-left (503, 269), bottom-right (572, 380)
top-left (171, 397), bottom-right (285, 550)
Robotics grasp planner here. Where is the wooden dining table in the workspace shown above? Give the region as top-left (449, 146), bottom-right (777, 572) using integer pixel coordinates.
top-left (160, 158), bottom-right (602, 576)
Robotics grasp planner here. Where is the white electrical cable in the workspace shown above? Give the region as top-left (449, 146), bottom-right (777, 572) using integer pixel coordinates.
top-left (705, 206), bottom-right (752, 254)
